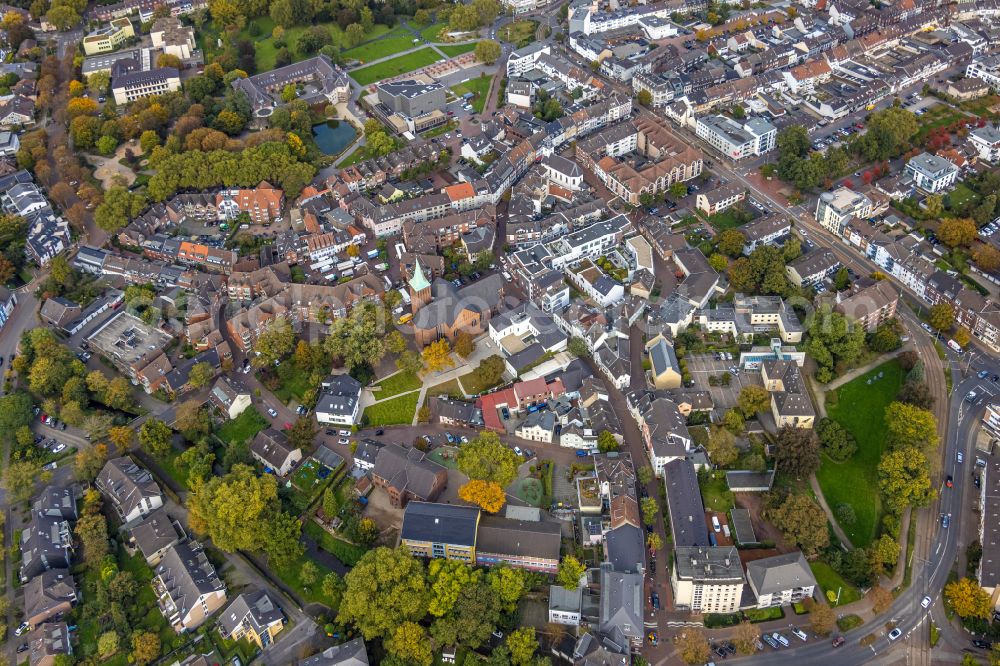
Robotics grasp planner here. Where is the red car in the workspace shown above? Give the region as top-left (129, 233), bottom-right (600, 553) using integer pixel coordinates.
top-left (946, 475), bottom-right (953, 488)
top-left (284, 422), bottom-right (293, 429)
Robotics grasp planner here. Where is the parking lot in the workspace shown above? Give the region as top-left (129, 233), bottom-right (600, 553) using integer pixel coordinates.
top-left (683, 353), bottom-right (764, 418)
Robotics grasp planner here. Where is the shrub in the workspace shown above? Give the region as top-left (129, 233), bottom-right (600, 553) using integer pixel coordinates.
top-left (837, 615), bottom-right (863, 632)
top-left (836, 504), bottom-right (856, 525)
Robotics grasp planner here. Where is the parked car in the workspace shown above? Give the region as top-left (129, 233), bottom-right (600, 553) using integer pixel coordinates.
top-left (973, 640), bottom-right (993, 649)
top-left (941, 513), bottom-right (951, 528)
top-left (832, 636), bottom-right (845, 648)
top-left (946, 475), bottom-right (953, 488)
top-left (513, 446), bottom-right (523, 456)
top-left (888, 628), bottom-right (902, 641)
top-left (42, 462), bottom-right (57, 471)
top-left (375, 428), bottom-right (384, 436)
top-left (267, 408), bottom-right (278, 417)
top-left (15, 622), bottom-right (29, 636)
top-left (921, 596), bottom-right (932, 608)
top-left (338, 438), bottom-right (350, 445)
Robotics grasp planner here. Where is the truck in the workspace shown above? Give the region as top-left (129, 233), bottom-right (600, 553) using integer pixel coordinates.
top-left (398, 288), bottom-right (411, 306)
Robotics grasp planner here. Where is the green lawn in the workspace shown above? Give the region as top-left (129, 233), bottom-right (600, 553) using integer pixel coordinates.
top-left (372, 370), bottom-right (422, 399)
top-left (816, 358), bottom-right (903, 547)
top-left (420, 22), bottom-right (447, 42)
top-left (438, 43), bottom-right (476, 57)
top-left (498, 20), bottom-right (538, 48)
top-left (350, 48), bottom-right (442, 86)
top-left (451, 75), bottom-right (492, 113)
top-left (158, 447), bottom-right (191, 490)
top-left (341, 29), bottom-right (419, 64)
top-left (915, 104), bottom-right (969, 143)
top-left (706, 207), bottom-right (752, 232)
top-left (511, 477), bottom-right (544, 507)
top-left (459, 365), bottom-right (503, 395)
top-left (288, 459), bottom-right (337, 512)
top-left (745, 606), bottom-right (784, 622)
top-left (362, 391), bottom-right (420, 426)
top-left (269, 550), bottom-right (336, 607)
top-left (216, 407), bottom-right (268, 445)
top-left (269, 359), bottom-right (318, 404)
top-left (427, 378), bottom-right (463, 398)
top-left (428, 446), bottom-right (460, 469)
top-left (303, 520), bottom-right (368, 567)
top-left (947, 181), bottom-right (980, 212)
top-left (810, 560), bottom-right (862, 607)
top-left (699, 471), bottom-right (735, 512)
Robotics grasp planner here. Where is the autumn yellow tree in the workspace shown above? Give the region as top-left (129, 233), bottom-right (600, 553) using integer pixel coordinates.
top-left (422, 339), bottom-right (454, 372)
top-left (954, 326), bottom-right (971, 348)
top-left (458, 479), bottom-right (506, 513)
top-left (732, 621), bottom-right (760, 655)
top-left (868, 585), bottom-right (893, 614)
top-left (678, 629), bottom-right (712, 664)
top-left (938, 218), bottom-right (977, 248)
top-left (945, 577), bottom-right (992, 619)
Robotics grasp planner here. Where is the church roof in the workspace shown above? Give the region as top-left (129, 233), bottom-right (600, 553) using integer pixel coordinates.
top-left (409, 257), bottom-right (430, 292)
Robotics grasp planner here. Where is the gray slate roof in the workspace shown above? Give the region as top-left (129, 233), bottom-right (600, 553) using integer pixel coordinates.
top-left (746, 551), bottom-right (816, 596)
top-left (400, 501), bottom-right (480, 547)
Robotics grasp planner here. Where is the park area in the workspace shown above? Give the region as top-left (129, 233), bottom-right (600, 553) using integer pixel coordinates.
top-left (371, 370), bottom-right (422, 399)
top-left (499, 20), bottom-right (538, 48)
top-left (451, 75), bottom-right (493, 113)
top-left (350, 48), bottom-right (441, 85)
top-left (809, 560), bottom-right (862, 607)
top-left (815, 359), bottom-right (904, 547)
top-left (197, 17), bottom-right (398, 72)
top-left (341, 27), bottom-right (421, 64)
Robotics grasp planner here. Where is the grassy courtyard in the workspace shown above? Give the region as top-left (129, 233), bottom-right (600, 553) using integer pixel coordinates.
top-left (350, 48), bottom-right (441, 86)
top-left (810, 560), bottom-right (862, 607)
top-left (699, 471), bottom-right (735, 513)
top-left (363, 391), bottom-right (420, 426)
top-left (451, 75), bottom-right (492, 113)
top-left (815, 358), bottom-right (904, 547)
top-left (372, 370), bottom-right (422, 399)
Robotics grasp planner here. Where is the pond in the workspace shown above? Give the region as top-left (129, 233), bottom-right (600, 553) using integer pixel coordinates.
top-left (312, 120), bottom-right (357, 156)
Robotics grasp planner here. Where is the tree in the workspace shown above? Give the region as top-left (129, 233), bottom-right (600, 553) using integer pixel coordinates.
top-left (487, 565), bottom-right (529, 613)
top-left (834, 266), bottom-right (851, 291)
top-left (475, 39), bottom-right (502, 64)
top-left (130, 632), bottom-right (160, 666)
top-left (707, 426), bottom-right (739, 467)
top-left (568, 337), bottom-right (589, 358)
top-left (174, 399), bottom-right (208, 437)
top-left (456, 432), bottom-right (520, 487)
top-left (878, 447), bottom-right (933, 515)
top-left (387, 622), bottom-right (433, 666)
top-left (430, 580), bottom-right (502, 650)
top-left (76, 443), bottom-right (109, 482)
top-left (774, 427), bottom-right (820, 478)
top-left (733, 621), bottom-right (760, 655)
top-left (506, 627), bottom-right (539, 666)
top-left (339, 547), bottom-right (428, 640)
top-left (717, 229), bottom-right (747, 257)
top-left (188, 465), bottom-right (280, 552)
top-left (414, 9), bottom-right (430, 24)
top-left (264, 511), bottom-right (305, 568)
top-left (647, 532), bottom-right (663, 550)
top-left (325, 302), bottom-right (389, 372)
top-left (768, 493), bottom-right (829, 555)
top-left (428, 559), bottom-right (483, 617)
top-left (322, 572), bottom-right (344, 602)
top-left (641, 497), bottom-right (659, 525)
top-left (884, 401), bottom-right (937, 451)
top-left (597, 430), bottom-right (619, 453)
top-left (454, 330), bottom-right (475, 358)
top-left (139, 130), bottom-right (160, 154)
top-left (254, 317), bottom-right (296, 366)
top-left (138, 419), bottom-right (173, 459)
top-left (95, 186), bottom-right (146, 233)
top-left (557, 555), bottom-right (586, 589)
top-left (45, 4), bottom-right (79, 30)
top-left (157, 53), bottom-right (182, 69)
top-left (807, 599), bottom-right (836, 636)
top-left (868, 324), bottom-right (902, 353)
top-left (187, 362), bottom-right (214, 389)
top-left (872, 533), bottom-right (900, 568)
top-left (98, 631), bottom-right (120, 657)
top-left (300, 560), bottom-right (319, 587)
top-left (637, 89), bottom-right (652, 107)
top-left (678, 629), bottom-right (712, 665)
top-left (806, 307), bottom-right (866, 382)
top-left (723, 408), bottom-right (745, 433)
top-left (928, 303), bottom-right (955, 332)
top-left (458, 479), bottom-right (506, 513)
top-left (4, 460), bottom-right (36, 502)
top-left (938, 217), bottom-right (977, 248)
top-left (737, 385), bottom-right (770, 418)
top-left (287, 416), bottom-right (316, 450)
top-left (422, 338), bottom-right (454, 372)
top-left (898, 380), bottom-right (934, 410)
top-left (75, 510), bottom-right (109, 564)
top-left (396, 350), bottom-right (423, 375)
top-left (945, 577), bottom-right (992, 619)
top-left (708, 253), bottom-right (729, 272)
top-left (973, 243), bottom-right (1000, 272)
top-left (345, 22), bottom-right (364, 47)
top-left (815, 418), bottom-right (856, 462)
top-left (638, 466), bottom-right (654, 486)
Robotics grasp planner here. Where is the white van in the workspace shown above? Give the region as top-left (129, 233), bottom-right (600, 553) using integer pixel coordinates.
top-left (772, 633), bottom-right (790, 648)
top-left (791, 628), bottom-right (808, 642)
top-left (711, 516), bottom-right (721, 533)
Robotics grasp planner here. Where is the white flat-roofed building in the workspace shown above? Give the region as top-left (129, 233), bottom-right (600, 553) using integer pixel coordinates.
top-left (905, 152), bottom-right (959, 194)
top-left (672, 546), bottom-right (745, 613)
top-left (815, 187), bottom-right (873, 234)
top-left (970, 125), bottom-right (1000, 163)
top-left (695, 115), bottom-right (776, 160)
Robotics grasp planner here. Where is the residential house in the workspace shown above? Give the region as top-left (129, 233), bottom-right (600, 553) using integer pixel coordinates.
top-left (400, 502), bottom-right (480, 562)
top-left (209, 377), bottom-right (251, 419)
top-left (352, 440), bottom-right (383, 472)
top-left (815, 187), bottom-right (873, 235)
top-left (433, 398), bottom-right (483, 428)
top-left (371, 444), bottom-right (448, 508)
top-left (96, 457), bottom-right (164, 524)
top-left (515, 410), bottom-right (557, 443)
top-left (741, 214), bottom-right (790, 254)
top-left (745, 551), bottom-right (817, 608)
top-left (970, 125), bottom-right (1000, 163)
top-left (216, 182), bottom-right (284, 224)
top-left (23, 569), bottom-right (77, 628)
top-left (761, 360), bottom-right (815, 428)
top-left (598, 564), bottom-right (643, 649)
top-left (298, 638), bottom-right (369, 666)
top-left (250, 429), bottom-right (302, 477)
top-left (27, 622), bottom-right (72, 666)
top-left (129, 508), bottom-right (184, 565)
top-left (219, 590), bottom-right (285, 649)
top-left (548, 585), bottom-right (583, 625)
top-left (646, 334), bottom-right (681, 390)
top-left (20, 514), bottom-right (72, 583)
top-left (315, 374), bottom-right (363, 426)
top-left (153, 541), bottom-right (228, 632)
top-left (786, 249), bottom-right (840, 288)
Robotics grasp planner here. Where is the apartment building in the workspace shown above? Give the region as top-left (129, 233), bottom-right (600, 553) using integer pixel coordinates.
top-left (905, 152), bottom-right (959, 193)
top-left (152, 541), bottom-right (227, 632)
top-left (672, 546), bottom-right (745, 613)
top-left (83, 18), bottom-right (134, 55)
top-left (815, 187), bottom-right (873, 234)
top-left (695, 116), bottom-right (777, 160)
top-left (547, 215), bottom-right (633, 270)
top-left (834, 280), bottom-right (899, 332)
top-left (111, 66), bottom-right (180, 104)
top-left (746, 551), bottom-right (817, 608)
top-left (216, 181), bottom-right (284, 224)
top-left (970, 125), bottom-right (1000, 163)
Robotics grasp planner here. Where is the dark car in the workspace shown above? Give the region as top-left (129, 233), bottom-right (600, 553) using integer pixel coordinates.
top-left (375, 428), bottom-right (384, 436)
top-left (946, 475), bottom-right (953, 488)
top-left (16, 644), bottom-right (27, 653)
top-left (832, 636), bottom-right (845, 648)
top-left (973, 640), bottom-right (992, 649)
top-left (650, 592), bottom-right (660, 610)
top-left (649, 558), bottom-right (656, 574)
top-left (325, 429), bottom-right (336, 436)
top-left (976, 474), bottom-right (982, 489)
